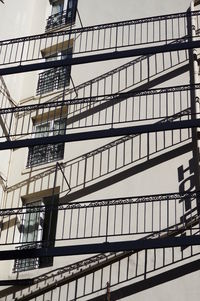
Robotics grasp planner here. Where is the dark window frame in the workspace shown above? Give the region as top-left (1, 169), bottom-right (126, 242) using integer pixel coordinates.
top-left (13, 195), bottom-right (59, 273)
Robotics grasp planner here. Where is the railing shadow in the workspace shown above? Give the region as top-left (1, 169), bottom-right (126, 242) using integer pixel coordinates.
top-left (1, 220), bottom-right (200, 300)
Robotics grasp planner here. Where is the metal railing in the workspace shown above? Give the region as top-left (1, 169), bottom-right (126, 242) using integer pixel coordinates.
top-left (0, 84), bottom-right (195, 144)
top-left (6, 107), bottom-right (192, 200)
top-left (0, 191), bottom-right (199, 248)
top-left (2, 42), bottom-right (189, 144)
top-left (46, 9), bottom-right (69, 32)
top-left (0, 10), bottom-right (199, 74)
top-left (12, 244), bottom-right (200, 301)
top-left (0, 77), bottom-right (16, 140)
top-left (45, 41), bottom-right (189, 108)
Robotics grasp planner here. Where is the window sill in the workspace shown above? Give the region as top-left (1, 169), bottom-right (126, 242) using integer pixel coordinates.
top-left (22, 159), bottom-right (64, 175)
top-left (10, 266), bottom-right (52, 278)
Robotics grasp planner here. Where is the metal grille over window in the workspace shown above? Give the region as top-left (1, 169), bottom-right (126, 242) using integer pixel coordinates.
top-left (27, 119), bottom-right (66, 167)
top-left (27, 143), bottom-right (65, 167)
top-left (36, 66), bottom-right (71, 95)
top-left (13, 244), bottom-right (40, 273)
top-left (46, 0), bottom-right (78, 32)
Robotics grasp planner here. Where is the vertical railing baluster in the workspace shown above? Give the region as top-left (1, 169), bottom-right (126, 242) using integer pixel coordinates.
top-left (91, 206), bottom-right (94, 238)
top-left (83, 157), bottom-right (87, 188)
top-left (83, 207), bottom-right (87, 238)
top-left (115, 24), bottom-right (118, 51)
top-left (3, 44), bottom-right (8, 64)
top-left (76, 207), bottom-right (80, 239)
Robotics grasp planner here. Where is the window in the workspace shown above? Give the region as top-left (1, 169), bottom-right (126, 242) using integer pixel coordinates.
top-left (49, 0), bottom-right (64, 28)
top-left (37, 47), bottom-right (72, 95)
top-left (14, 196), bottom-right (59, 273)
top-left (27, 118), bottom-right (66, 167)
top-left (46, 0), bottom-right (78, 31)
top-left (51, 0), bottom-right (64, 15)
top-left (14, 200), bottom-right (44, 272)
top-left (66, 0), bottom-right (78, 24)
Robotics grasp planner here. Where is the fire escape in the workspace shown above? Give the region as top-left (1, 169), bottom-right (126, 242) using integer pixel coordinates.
top-left (0, 1), bottom-right (200, 300)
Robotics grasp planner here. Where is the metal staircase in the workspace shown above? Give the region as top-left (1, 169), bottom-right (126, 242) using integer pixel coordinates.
top-left (0, 2), bottom-right (200, 301)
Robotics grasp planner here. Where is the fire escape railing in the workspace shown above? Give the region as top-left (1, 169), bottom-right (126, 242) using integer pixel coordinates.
top-left (0, 10), bottom-right (199, 75)
top-left (0, 77), bottom-right (16, 140)
top-left (12, 249), bottom-right (200, 300)
top-left (43, 39), bottom-right (189, 107)
top-left (0, 191), bottom-right (199, 255)
top-left (11, 46), bottom-right (190, 136)
top-left (0, 8), bottom-right (199, 298)
top-left (0, 84), bottom-right (197, 149)
top-left (5, 109), bottom-right (193, 206)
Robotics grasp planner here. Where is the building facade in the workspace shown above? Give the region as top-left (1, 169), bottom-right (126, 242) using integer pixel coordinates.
top-left (0, 0), bottom-right (200, 300)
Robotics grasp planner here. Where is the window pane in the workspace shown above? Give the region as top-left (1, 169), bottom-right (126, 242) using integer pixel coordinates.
top-left (35, 122), bottom-right (50, 138)
top-left (54, 119), bottom-right (66, 135)
top-left (22, 201), bottom-right (42, 243)
top-left (52, 0), bottom-right (64, 15)
top-left (14, 201), bottom-right (43, 272)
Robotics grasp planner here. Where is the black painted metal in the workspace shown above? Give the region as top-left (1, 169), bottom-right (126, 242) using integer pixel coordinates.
top-left (1, 191), bottom-right (198, 247)
top-left (0, 118), bottom-right (199, 150)
top-left (36, 66), bottom-right (71, 95)
top-left (45, 0), bottom-right (78, 31)
top-left (0, 84), bottom-right (197, 115)
top-left (0, 236), bottom-right (199, 260)
top-left (0, 41), bottom-right (199, 75)
top-left (0, 7), bottom-right (200, 292)
top-left (0, 279), bottom-right (34, 286)
top-left (0, 84), bottom-right (194, 140)
top-left (0, 9), bottom-right (198, 75)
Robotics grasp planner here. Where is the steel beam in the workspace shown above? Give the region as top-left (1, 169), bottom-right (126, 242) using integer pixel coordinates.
top-left (0, 118), bottom-right (199, 150)
top-left (0, 236), bottom-right (200, 260)
top-left (0, 41), bottom-right (200, 75)
top-left (0, 279), bottom-right (34, 286)
top-left (0, 84), bottom-right (199, 115)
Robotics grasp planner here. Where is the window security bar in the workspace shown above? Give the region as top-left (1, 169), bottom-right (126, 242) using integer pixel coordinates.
top-left (0, 10), bottom-right (199, 74)
top-left (36, 66), bottom-right (71, 95)
top-left (0, 191), bottom-right (199, 248)
top-left (46, 10), bottom-right (71, 32)
top-left (0, 84), bottom-right (197, 143)
top-left (45, 9), bottom-right (76, 32)
top-left (27, 143), bottom-right (65, 167)
top-left (13, 243), bottom-right (40, 272)
top-left (46, 0), bottom-right (78, 32)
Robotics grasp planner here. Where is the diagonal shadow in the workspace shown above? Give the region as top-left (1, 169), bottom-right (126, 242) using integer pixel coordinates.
top-left (90, 258), bottom-right (200, 301)
top-left (66, 64), bottom-right (189, 126)
top-left (60, 142), bottom-right (193, 204)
